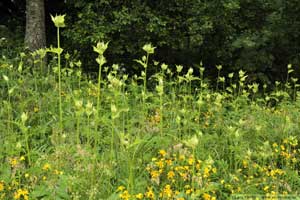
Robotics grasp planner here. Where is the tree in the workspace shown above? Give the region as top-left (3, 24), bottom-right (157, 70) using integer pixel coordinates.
top-left (25, 0), bottom-right (46, 51)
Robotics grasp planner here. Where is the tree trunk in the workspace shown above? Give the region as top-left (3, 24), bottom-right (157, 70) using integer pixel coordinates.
top-left (25, 0), bottom-right (46, 51)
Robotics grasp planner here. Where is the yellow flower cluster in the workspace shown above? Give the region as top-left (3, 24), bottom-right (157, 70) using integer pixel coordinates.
top-left (272, 137), bottom-right (299, 165)
top-left (117, 148), bottom-right (217, 199)
top-left (149, 109), bottom-right (161, 125)
top-left (219, 137), bottom-right (300, 197)
top-left (42, 163), bottom-right (51, 171)
top-left (2, 157), bottom-right (65, 199)
top-left (9, 158), bottom-right (18, 168)
top-left (13, 189), bottom-right (29, 200)
top-left (0, 181), bottom-right (4, 192)
top-left (117, 186), bottom-right (145, 200)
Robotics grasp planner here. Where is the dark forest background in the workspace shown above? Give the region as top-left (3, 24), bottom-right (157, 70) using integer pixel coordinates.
top-left (1, 0), bottom-right (300, 84)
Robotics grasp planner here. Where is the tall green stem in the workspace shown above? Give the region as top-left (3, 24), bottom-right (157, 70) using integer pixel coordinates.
top-left (57, 27), bottom-right (63, 133)
top-left (96, 58), bottom-right (103, 125)
top-left (6, 81), bottom-right (11, 133)
top-left (144, 53), bottom-right (149, 95)
top-left (111, 117), bottom-right (115, 161)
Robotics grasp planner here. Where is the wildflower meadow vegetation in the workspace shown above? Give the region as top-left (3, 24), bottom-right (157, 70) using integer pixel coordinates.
top-left (2, 15), bottom-right (300, 200)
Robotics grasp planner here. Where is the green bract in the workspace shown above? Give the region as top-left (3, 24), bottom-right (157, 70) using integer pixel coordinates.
top-left (93, 41), bottom-right (109, 55)
top-left (142, 43), bottom-right (156, 54)
top-left (51, 14), bottom-right (66, 28)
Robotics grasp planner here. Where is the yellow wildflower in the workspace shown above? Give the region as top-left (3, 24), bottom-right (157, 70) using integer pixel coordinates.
top-left (117, 186), bottom-right (125, 192)
top-left (162, 184), bottom-right (173, 198)
top-left (242, 160), bottom-right (248, 168)
top-left (0, 181), bottom-right (4, 191)
top-left (271, 191), bottom-right (276, 195)
top-left (179, 172), bottom-right (188, 181)
top-left (13, 189), bottom-right (29, 200)
top-left (185, 188), bottom-right (192, 195)
top-left (156, 160), bottom-right (164, 168)
top-left (203, 193), bottom-right (212, 200)
top-left (159, 149), bottom-right (167, 157)
top-left (135, 193), bottom-right (143, 199)
top-left (203, 167), bottom-right (210, 178)
top-left (53, 169), bottom-right (63, 175)
top-left (42, 163), bottom-right (51, 171)
top-left (9, 158), bottom-right (18, 167)
top-left (188, 156), bottom-right (195, 165)
top-left (145, 187), bottom-right (155, 199)
top-left (179, 154), bottom-right (185, 160)
top-left (119, 190), bottom-right (131, 200)
top-left (167, 170), bottom-right (175, 180)
top-left (212, 167), bottom-right (217, 174)
top-left (165, 159), bottom-right (172, 166)
top-left (150, 170), bottom-right (160, 179)
top-left (263, 186), bottom-right (269, 192)
top-left (233, 175), bottom-right (239, 182)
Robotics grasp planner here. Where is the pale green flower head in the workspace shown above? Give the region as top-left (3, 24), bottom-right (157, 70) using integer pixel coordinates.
top-left (142, 43), bottom-right (156, 54)
top-left (199, 67), bottom-right (205, 73)
top-left (219, 76), bottom-right (225, 82)
top-left (51, 14), bottom-right (66, 28)
top-left (3, 75), bottom-right (9, 82)
top-left (161, 63), bottom-right (168, 71)
top-left (93, 41), bottom-right (109, 55)
top-left (216, 65), bottom-right (222, 71)
top-left (111, 104), bottom-right (117, 113)
top-left (184, 135), bottom-right (199, 149)
top-left (112, 64), bottom-right (119, 71)
top-left (74, 99), bottom-right (83, 109)
top-left (20, 52), bottom-right (26, 58)
top-left (21, 112), bottom-right (28, 124)
top-left (187, 67), bottom-right (193, 75)
top-left (96, 56), bottom-right (107, 65)
top-left (34, 48), bottom-right (47, 58)
top-left (176, 65), bottom-right (183, 73)
top-left (292, 77), bottom-right (298, 83)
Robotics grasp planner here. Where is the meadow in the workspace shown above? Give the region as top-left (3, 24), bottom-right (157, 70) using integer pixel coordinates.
top-left (1, 15), bottom-right (300, 200)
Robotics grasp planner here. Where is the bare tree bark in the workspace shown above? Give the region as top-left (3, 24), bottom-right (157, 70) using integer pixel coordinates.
top-left (25, 0), bottom-right (46, 51)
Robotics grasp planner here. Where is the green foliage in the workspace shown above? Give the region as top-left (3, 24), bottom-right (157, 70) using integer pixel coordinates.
top-left (57, 0), bottom-right (300, 82)
top-left (2, 29), bottom-right (300, 199)
top-left (2, 0), bottom-right (300, 82)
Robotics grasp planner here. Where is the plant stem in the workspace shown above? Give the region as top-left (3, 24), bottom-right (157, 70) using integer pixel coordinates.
top-left (96, 57), bottom-right (103, 129)
top-left (24, 128), bottom-right (31, 166)
top-left (144, 53), bottom-right (149, 95)
top-left (111, 117), bottom-right (115, 161)
top-left (76, 115), bottom-right (80, 144)
top-left (57, 27), bottom-right (63, 134)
